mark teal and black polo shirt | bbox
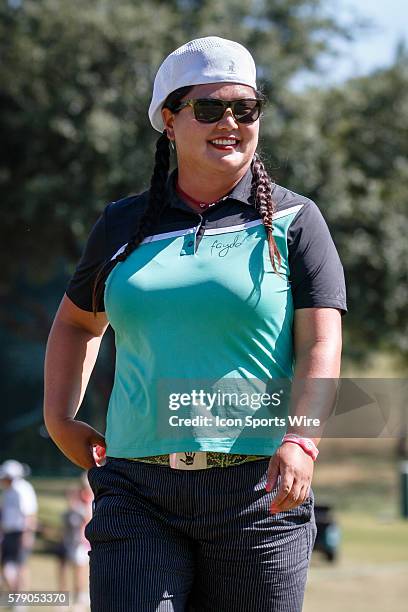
[66,167,347,457]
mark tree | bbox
[1,0,350,287]
[299,51,408,362]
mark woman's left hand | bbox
[265,442,314,514]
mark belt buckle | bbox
[169,452,207,470]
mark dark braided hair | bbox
[92,86,281,315]
[92,86,193,315]
[250,152,281,272]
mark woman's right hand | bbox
[44,294,110,470]
[46,418,106,470]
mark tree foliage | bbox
[298,52,408,360]
[0,0,347,284]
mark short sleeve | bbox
[65,209,108,312]
[20,482,38,516]
[287,200,347,315]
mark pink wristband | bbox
[282,434,319,461]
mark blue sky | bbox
[293,0,408,89]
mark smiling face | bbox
[161,82,260,182]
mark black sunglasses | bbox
[172,98,263,124]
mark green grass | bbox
[340,512,408,563]
[305,510,408,612]
[303,438,408,611]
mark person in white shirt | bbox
[0,460,38,591]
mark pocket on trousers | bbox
[306,520,318,561]
[87,459,110,488]
[87,462,109,514]
[87,465,98,488]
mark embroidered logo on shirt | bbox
[210,235,249,257]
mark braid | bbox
[116,130,170,260]
[92,131,170,315]
[251,153,281,272]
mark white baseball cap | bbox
[148,36,257,133]
[0,459,30,480]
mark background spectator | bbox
[0,460,38,591]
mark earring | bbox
[169,140,175,151]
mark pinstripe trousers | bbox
[85,457,317,612]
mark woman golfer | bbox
[44,36,347,611]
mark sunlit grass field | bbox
[303,439,408,612]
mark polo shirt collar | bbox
[166,167,254,213]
